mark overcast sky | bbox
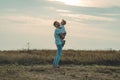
[0,0,120,50]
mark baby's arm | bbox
[63,32,66,36]
[59,33,65,40]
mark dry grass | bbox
[0,50,120,80]
[0,50,120,66]
[0,64,120,80]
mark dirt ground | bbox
[0,64,120,80]
[29,65,120,80]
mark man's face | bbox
[55,22,60,28]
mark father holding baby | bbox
[53,19,67,68]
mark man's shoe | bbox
[53,65,60,68]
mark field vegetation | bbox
[0,50,120,66]
[0,50,120,80]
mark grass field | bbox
[0,50,120,80]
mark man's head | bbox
[53,21,60,28]
[61,19,66,25]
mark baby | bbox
[60,19,67,47]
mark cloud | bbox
[67,20,120,42]
[56,9,71,13]
[77,0,120,8]
[59,13,116,22]
[0,14,56,50]
[0,15,52,26]
[48,0,120,8]
[0,0,120,50]
[102,13,120,16]
[0,15,54,36]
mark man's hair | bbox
[53,21,58,26]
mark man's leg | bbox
[56,45,62,65]
[53,45,62,67]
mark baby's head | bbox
[61,19,66,25]
[53,21,60,28]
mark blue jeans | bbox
[53,44,62,66]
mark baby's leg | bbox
[62,40,65,47]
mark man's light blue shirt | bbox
[54,28,62,45]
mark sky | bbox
[0,0,120,50]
